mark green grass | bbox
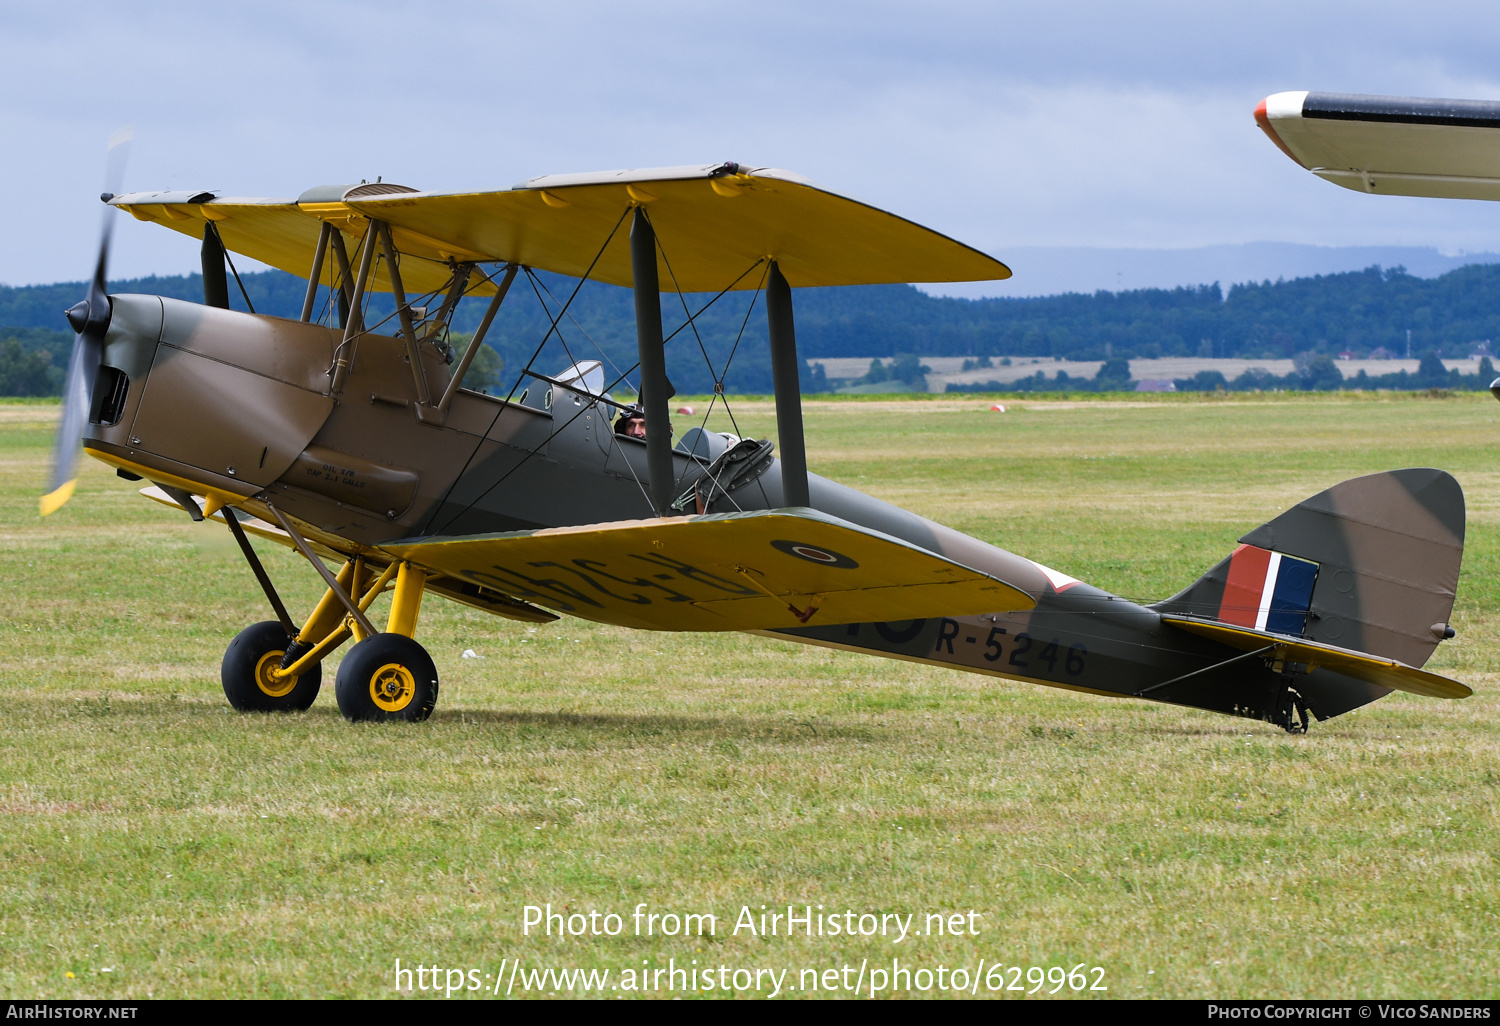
[1,393,1498,999]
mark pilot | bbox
[615,408,647,439]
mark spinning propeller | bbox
[42,129,130,516]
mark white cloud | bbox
[5,0,1500,285]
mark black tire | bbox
[221,620,322,713]
[334,633,439,723]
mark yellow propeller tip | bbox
[39,480,77,517]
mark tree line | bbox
[5,262,1500,396]
[948,353,1500,394]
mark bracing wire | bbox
[431,254,771,531]
[527,269,636,394]
[421,205,634,535]
[522,269,593,398]
[649,214,770,494]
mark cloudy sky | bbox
[5,0,1500,287]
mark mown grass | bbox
[1,392,1497,999]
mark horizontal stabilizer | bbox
[1257,91,1500,201]
[1162,614,1471,700]
[382,508,1036,632]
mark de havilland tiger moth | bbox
[40,158,1471,731]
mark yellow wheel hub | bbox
[254,650,299,698]
[369,663,417,712]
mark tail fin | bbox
[1155,468,1465,671]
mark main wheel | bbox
[334,633,439,723]
[222,621,322,712]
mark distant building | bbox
[1337,350,1355,360]
[1368,347,1395,360]
[1135,379,1176,392]
[1469,340,1493,359]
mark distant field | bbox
[1,392,1498,1000]
[809,356,1495,391]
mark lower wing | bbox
[382,508,1037,631]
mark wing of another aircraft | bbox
[108,164,1011,293]
[1257,91,1500,200]
[381,508,1037,631]
[1162,614,1471,700]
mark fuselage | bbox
[81,295,1304,725]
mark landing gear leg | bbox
[220,506,322,712]
[1271,681,1312,735]
[219,536,436,722]
[221,554,384,712]
[334,563,439,723]
[220,557,360,714]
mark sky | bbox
[5,0,1500,289]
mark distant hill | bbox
[6,262,1500,396]
[925,242,1500,298]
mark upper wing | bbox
[381,507,1037,632]
[108,165,1011,293]
[108,190,488,299]
[350,166,1010,290]
[1256,91,1500,200]
[1162,614,1471,700]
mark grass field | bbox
[2,392,1498,1000]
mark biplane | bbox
[44,159,1470,731]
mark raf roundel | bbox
[771,539,859,569]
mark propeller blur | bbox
[41,127,130,516]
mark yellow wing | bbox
[109,191,488,299]
[108,165,1010,294]
[381,508,1036,632]
[351,166,1010,290]
[1162,614,1471,700]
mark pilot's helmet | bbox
[615,407,646,434]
